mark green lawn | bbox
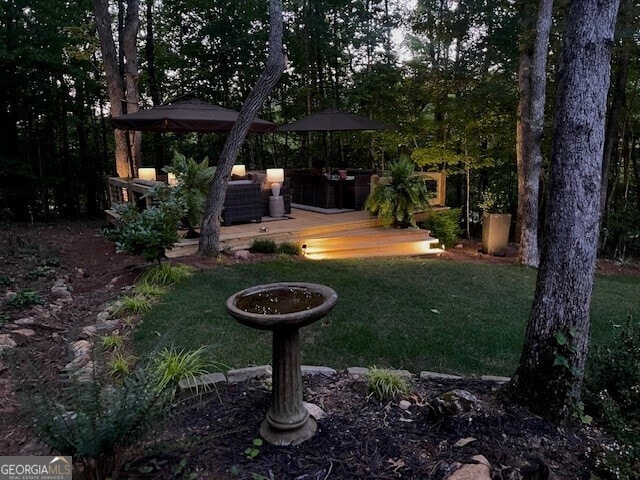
[133,258,640,377]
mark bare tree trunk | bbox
[516,0,553,268]
[504,0,620,423]
[198,0,285,256]
[123,0,141,173]
[92,0,141,178]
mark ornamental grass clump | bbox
[367,367,411,402]
[152,346,213,394]
[138,262,195,287]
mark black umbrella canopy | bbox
[276,108,393,132]
[111,98,276,133]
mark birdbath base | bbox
[260,417,317,446]
[226,282,337,447]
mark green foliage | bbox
[108,353,136,378]
[244,438,263,460]
[6,289,44,309]
[106,186,185,264]
[249,238,277,253]
[0,275,13,286]
[138,263,195,287]
[134,281,168,299]
[26,265,55,280]
[112,295,153,317]
[411,147,462,168]
[276,241,302,256]
[419,209,462,248]
[478,189,510,214]
[367,367,411,401]
[164,151,216,234]
[151,347,213,393]
[25,364,171,480]
[101,334,125,350]
[584,317,640,474]
[365,157,431,227]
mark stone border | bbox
[179,364,511,391]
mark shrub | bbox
[250,238,277,253]
[108,352,136,378]
[138,263,195,286]
[105,186,185,264]
[6,289,44,309]
[23,362,171,480]
[365,157,431,228]
[276,241,302,256]
[0,274,13,286]
[419,208,462,248]
[367,367,411,402]
[584,316,640,477]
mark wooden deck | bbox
[166,207,444,259]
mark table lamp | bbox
[138,167,156,181]
[266,168,285,197]
[231,164,247,177]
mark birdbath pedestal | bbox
[226,282,337,446]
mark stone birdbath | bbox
[226,282,337,446]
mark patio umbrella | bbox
[277,108,393,167]
[276,108,392,132]
[111,98,276,133]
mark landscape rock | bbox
[304,402,327,420]
[0,334,17,351]
[178,372,227,391]
[347,367,369,376]
[420,371,462,381]
[14,317,36,326]
[447,455,491,480]
[480,375,510,383]
[234,250,254,260]
[12,329,36,337]
[65,354,91,371]
[79,325,98,339]
[52,278,67,289]
[398,400,412,410]
[50,286,72,300]
[227,365,272,384]
[96,319,119,333]
[432,389,482,416]
[389,369,412,379]
[96,311,111,323]
[301,365,337,377]
[71,340,92,356]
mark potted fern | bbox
[365,157,430,228]
[164,151,216,238]
[479,190,511,255]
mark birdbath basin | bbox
[227,282,337,446]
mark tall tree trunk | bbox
[123,0,141,173]
[599,1,631,250]
[516,0,553,268]
[504,0,620,423]
[92,0,140,177]
[198,0,285,256]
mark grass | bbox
[133,258,640,377]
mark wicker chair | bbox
[222,182,262,226]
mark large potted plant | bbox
[365,157,430,228]
[164,151,216,238]
[479,190,511,255]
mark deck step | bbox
[301,228,443,260]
